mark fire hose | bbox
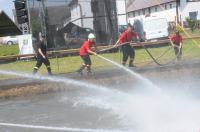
[98,40,181,66]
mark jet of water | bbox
[0,70,121,95]
[0,122,125,132]
[97,55,161,93]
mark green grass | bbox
[181,29,200,37]
[0,30,199,80]
[0,38,199,80]
[0,44,19,56]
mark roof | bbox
[0,10,22,37]
[58,22,87,33]
[126,0,176,12]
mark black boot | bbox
[47,66,52,75]
[77,65,85,75]
[86,66,92,76]
[129,60,136,67]
[122,61,126,66]
[32,67,38,75]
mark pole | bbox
[176,0,179,25]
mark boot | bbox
[86,66,92,76]
[122,61,126,66]
[32,67,38,75]
[77,65,85,76]
[129,60,136,67]
[47,67,52,75]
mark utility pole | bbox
[176,0,180,25]
[38,0,47,37]
[124,0,128,25]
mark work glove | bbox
[42,55,46,59]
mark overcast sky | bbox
[0,0,70,20]
[0,0,14,19]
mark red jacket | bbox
[79,40,95,56]
[119,29,138,43]
[170,34,183,45]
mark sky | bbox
[0,0,14,19]
[0,0,70,20]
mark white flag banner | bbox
[18,34,35,56]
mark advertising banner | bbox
[18,34,35,57]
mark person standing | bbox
[33,34,52,75]
[114,24,140,67]
[77,33,97,75]
[170,31,183,61]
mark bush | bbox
[0,45,19,56]
[186,17,197,32]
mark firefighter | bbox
[32,34,52,75]
[170,31,183,61]
[114,24,140,67]
[77,33,97,75]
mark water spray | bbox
[0,70,121,95]
[96,55,161,93]
[0,122,124,132]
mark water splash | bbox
[0,70,121,95]
[0,122,124,132]
[75,89,200,132]
[97,55,161,92]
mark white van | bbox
[143,16,169,40]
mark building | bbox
[26,0,71,48]
[180,0,200,26]
[126,0,177,24]
[69,0,94,29]
[68,0,118,44]
[126,0,200,27]
[116,0,127,26]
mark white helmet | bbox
[88,33,95,39]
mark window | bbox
[189,11,198,20]
[165,4,167,10]
[155,7,157,12]
[133,11,135,17]
[128,12,132,17]
[170,3,172,9]
[148,7,151,14]
[138,10,140,15]
[143,9,145,15]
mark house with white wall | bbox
[126,0,200,27]
[180,0,200,26]
[116,0,127,26]
[126,0,177,24]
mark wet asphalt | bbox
[0,60,200,132]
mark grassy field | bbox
[0,44,19,56]
[0,30,199,79]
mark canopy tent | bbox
[0,10,22,37]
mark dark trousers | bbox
[78,55,92,73]
[81,55,91,65]
[174,45,182,61]
[122,45,135,64]
[33,56,52,75]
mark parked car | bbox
[2,36,18,45]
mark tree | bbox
[185,17,197,32]
[31,18,41,38]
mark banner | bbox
[18,34,35,57]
